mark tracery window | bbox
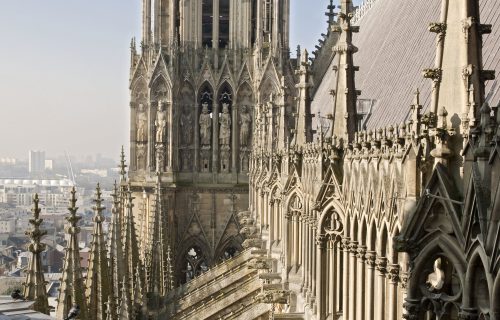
[202,0,213,47]
[418,256,461,320]
[219,0,230,48]
[251,0,257,45]
[264,0,273,35]
[182,246,209,283]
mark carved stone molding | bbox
[316,234,326,249]
[356,245,367,261]
[402,300,420,320]
[365,251,377,268]
[423,68,442,82]
[386,264,400,283]
[399,271,409,289]
[375,257,387,274]
[341,237,351,251]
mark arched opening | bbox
[217,245,240,262]
[251,0,257,45]
[263,0,272,39]
[180,245,209,284]
[471,259,490,315]
[359,218,367,246]
[219,0,230,48]
[202,0,213,47]
[379,224,388,257]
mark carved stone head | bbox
[202,102,209,114]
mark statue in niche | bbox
[136,103,148,142]
[155,101,167,143]
[199,102,212,146]
[136,144,147,170]
[426,258,445,292]
[239,105,252,147]
[180,105,193,146]
[219,103,232,146]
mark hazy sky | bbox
[0,0,361,160]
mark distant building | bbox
[0,179,76,208]
[0,159,16,166]
[44,160,53,171]
[28,150,45,174]
[0,221,15,234]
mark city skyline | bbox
[0,0,361,159]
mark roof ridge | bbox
[352,0,379,24]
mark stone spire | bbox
[330,0,360,144]
[86,184,112,320]
[426,0,494,133]
[23,194,49,315]
[294,49,313,146]
[123,185,140,300]
[56,187,89,320]
[108,181,124,318]
[146,174,171,305]
[424,0,494,192]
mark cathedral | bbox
[20,0,500,319]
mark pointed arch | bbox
[359,216,368,246]
[198,81,214,111]
[493,271,500,316]
[150,73,171,102]
[175,236,213,284]
[217,81,234,105]
[368,218,377,251]
[215,236,243,262]
[378,222,389,257]
[463,245,493,313]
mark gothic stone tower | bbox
[127,0,295,285]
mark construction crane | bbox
[64,151,76,186]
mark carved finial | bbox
[326,0,337,25]
[23,194,50,315]
[413,88,421,106]
[119,146,127,182]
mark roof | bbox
[312,0,500,130]
[0,298,54,319]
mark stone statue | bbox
[219,103,231,146]
[426,258,445,291]
[239,105,252,147]
[136,103,148,142]
[199,102,212,146]
[180,106,193,145]
[155,101,167,143]
[136,144,147,170]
